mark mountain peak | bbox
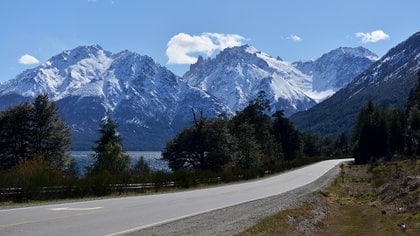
[291,31,420,138]
[183,44,314,116]
[46,44,110,69]
[331,46,379,61]
[294,46,379,92]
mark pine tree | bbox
[406,71,420,155]
[0,95,71,171]
[0,104,32,170]
[273,110,302,160]
[30,94,71,170]
[132,156,150,178]
[352,101,388,164]
[387,109,405,155]
[334,132,349,156]
[90,116,131,175]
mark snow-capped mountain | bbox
[291,31,420,137]
[293,47,378,93]
[0,41,399,150]
[183,45,316,116]
[0,45,231,150]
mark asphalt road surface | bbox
[0,159,350,236]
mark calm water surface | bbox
[71,151,169,175]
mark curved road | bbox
[0,159,350,236]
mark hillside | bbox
[290,31,420,137]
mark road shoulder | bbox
[125,165,340,236]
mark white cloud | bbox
[18,54,40,65]
[289,35,302,42]
[166,32,246,64]
[355,30,390,43]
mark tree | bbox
[90,116,131,175]
[163,113,233,171]
[334,132,349,156]
[30,94,71,170]
[0,94,71,171]
[386,109,405,155]
[302,132,320,157]
[406,71,420,155]
[132,156,150,178]
[0,104,32,170]
[232,122,263,169]
[229,92,280,167]
[272,110,302,160]
[352,101,388,164]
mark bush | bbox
[9,157,63,201]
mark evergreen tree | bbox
[90,116,131,175]
[132,156,150,178]
[352,101,388,164]
[406,71,420,155]
[302,132,320,157]
[0,104,32,170]
[30,94,71,170]
[334,132,349,156]
[0,94,71,171]
[272,110,302,160]
[386,109,405,155]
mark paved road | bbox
[0,159,350,236]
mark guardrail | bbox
[0,182,177,199]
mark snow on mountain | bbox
[291,31,420,137]
[293,46,378,93]
[0,42,389,149]
[183,45,316,116]
[0,45,231,150]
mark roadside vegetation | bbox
[1,73,419,205]
[163,91,349,172]
[239,160,419,236]
[239,73,420,235]
[0,91,349,203]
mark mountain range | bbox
[3,31,417,150]
[0,45,230,150]
[290,31,420,137]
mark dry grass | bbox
[238,159,420,236]
[238,202,315,236]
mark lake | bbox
[71,151,170,175]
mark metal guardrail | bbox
[0,181,177,197]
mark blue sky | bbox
[0,0,419,82]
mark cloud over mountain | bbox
[166,32,246,64]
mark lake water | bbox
[71,151,170,175]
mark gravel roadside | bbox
[126,165,340,236]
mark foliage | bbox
[163,91,346,172]
[8,157,64,200]
[163,113,234,171]
[132,156,150,180]
[352,72,420,163]
[89,116,131,178]
[0,94,71,171]
[273,110,302,160]
[0,103,32,169]
[30,94,71,170]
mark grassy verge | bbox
[238,159,420,236]
[0,156,337,208]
